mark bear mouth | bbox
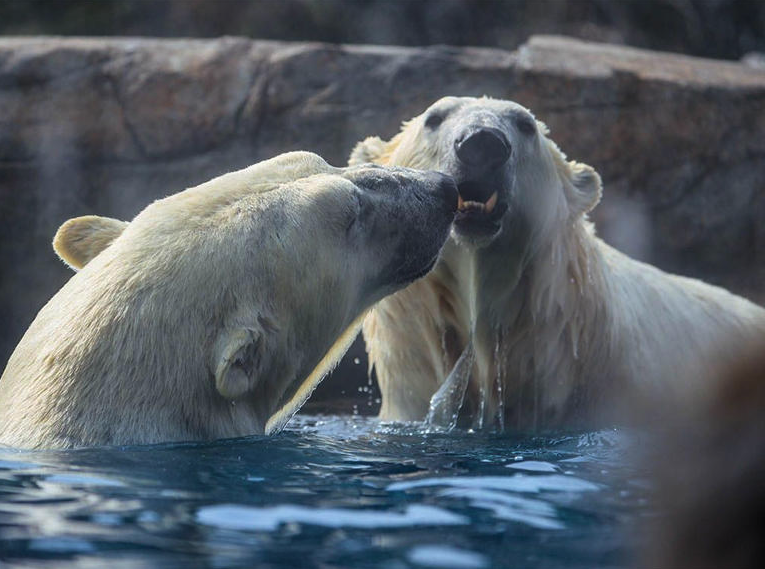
[453,180,508,238]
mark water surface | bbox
[0,415,650,568]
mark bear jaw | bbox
[265,310,368,434]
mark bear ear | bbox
[212,327,266,400]
[53,215,129,271]
[348,136,389,166]
[567,161,602,216]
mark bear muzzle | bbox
[449,126,512,241]
[454,127,511,174]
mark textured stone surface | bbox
[1,35,764,412]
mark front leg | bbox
[364,280,458,421]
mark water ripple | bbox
[196,503,468,531]
[0,416,646,568]
[387,474,601,493]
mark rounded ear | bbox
[348,136,388,166]
[567,161,602,216]
[53,215,129,271]
[211,327,265,400]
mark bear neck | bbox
[498,215,617,427]
[435,213,616,429]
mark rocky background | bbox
[2,0,764,61]
[1,1,765,414]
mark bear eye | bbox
[516,116,536,136]
[424,112,445,130]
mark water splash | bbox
[425,342,476,431]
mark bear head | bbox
[350,96,602,250]
[46,151,457,439]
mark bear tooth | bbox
[485,192,498,213]
[457,195,465,210]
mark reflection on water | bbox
[0,415,649,568]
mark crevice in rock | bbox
[104,73,148,161]
[232,60,265,137]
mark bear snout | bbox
[454,127,511,172]
[430,171,459,213]
[383,168,459,213]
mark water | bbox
[425,342,476,431]
[0,415,650,569]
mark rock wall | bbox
[3,0,764,62]
[1,35,764,412]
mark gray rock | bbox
[1,35,763,413]
[742,52,765,70]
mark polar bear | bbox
[0,152,457,448]
[350,96,765,430]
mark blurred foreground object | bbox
[648,344,765,569]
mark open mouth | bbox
[453,180,507,237]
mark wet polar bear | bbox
[350,96,765,430]
[0,152,457,448]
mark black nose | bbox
[454,127,511,170]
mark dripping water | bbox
[571,326,579,360]
[473,381,486,431]
[425,341,476,430]
[493,329,505,433]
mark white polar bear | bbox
[350,96,765,430]
[0,151,457,448]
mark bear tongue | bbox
[457,191,498,214]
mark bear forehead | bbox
[424,96,531,118]
[290,172,357,191]
[294,169,402,194]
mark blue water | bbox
[0,415,650,568]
